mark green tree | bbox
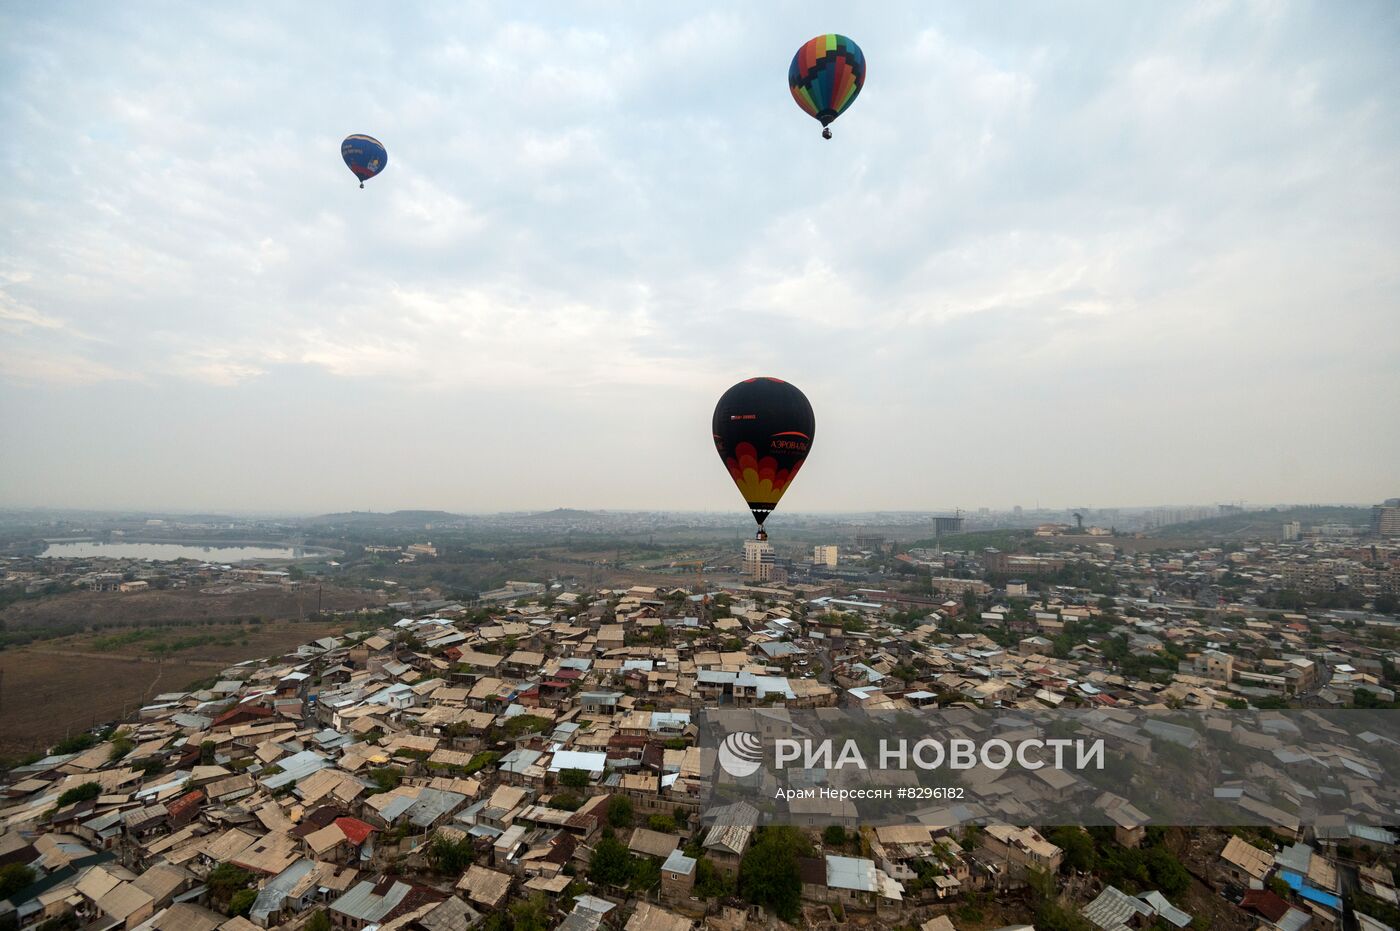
[607,795,634,829]
[0,863,36,898]
[427,834,476,874]
[1352,688,1400,710]
[1145,846,1190,897]
[822,825,847,848]
[207,863,254,902]
[108,734,135,762]
[695,858,733,898]
[227,889,257,918]
[588,833,634,887]
[647,814,677,833]
[1047,827,1096,873]
[305,911,331,931]
[629,856,662,892]
[55,782,101,808]
[501,715,550,738]
[559,768,589,790]
[52,733,97,755]
[368,767,403,793]
[738,826,811,922]
[200,740,218,765]
[509,893,551,931]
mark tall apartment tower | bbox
[813,545,839,567]
[1372,500,1400,537]
[743,538,775,581]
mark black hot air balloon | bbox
[712,377,815,539]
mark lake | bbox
[40,541,307,563]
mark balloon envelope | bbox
[712,377,815,529]
[788,34,866,130]
[341,134,387,186]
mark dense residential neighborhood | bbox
[3,507,1399,931]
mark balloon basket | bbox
[822,127,832,140]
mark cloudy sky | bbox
[2,1,1397,515]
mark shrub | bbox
[55,782,102,808]
[559,768,589,789]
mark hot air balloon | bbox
[788,34,866,139]
[341,134,387,188]
[712,377,815,539]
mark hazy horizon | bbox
[0,500,1381,521]
[3,3,1397,514]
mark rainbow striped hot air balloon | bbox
[788,34,866,139]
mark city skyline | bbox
[3,2,1398,512]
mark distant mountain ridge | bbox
[305,509,462,525]
[1147,505,1370,539]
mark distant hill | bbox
[521,508,605,521]
[907,529,1041,553]
[1147,506,1371,540]
[304,510,461,526]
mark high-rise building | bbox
[813,545,839,567]
[1283,521,1301,541]
[743,538,775,581]
[934,516,965,536]
[1373,500,1400,537]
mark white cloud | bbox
[0,1,1396,509]
[0,348,139,387]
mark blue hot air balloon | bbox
[341,134,387,188]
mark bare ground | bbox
[0,584,383,634]
[0,616,367,760]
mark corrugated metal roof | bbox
[1081,885,1152,930]
[329,880,410,923]
[661,849,696,876]
[406,788,466,827]
[549,750,607,773]
[1138,891,1191,928]
[825,855,877,893]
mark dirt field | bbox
[0,618,363,760]
[0,584,384,637]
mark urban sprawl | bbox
[2,501,1399,931]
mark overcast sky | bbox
[1,2,1397,515]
